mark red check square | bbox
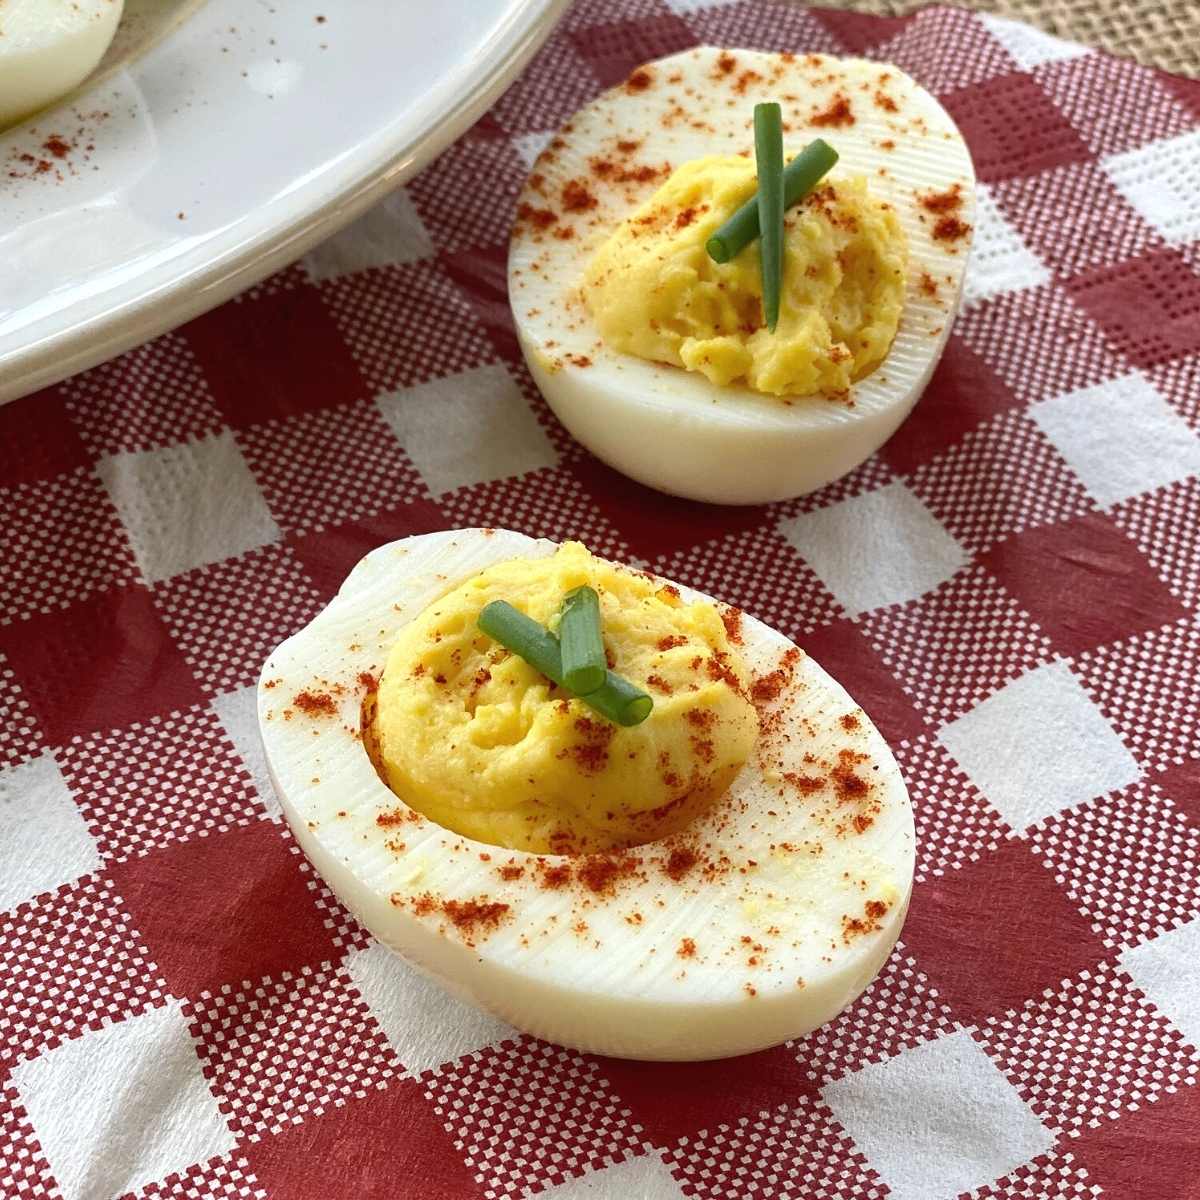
[902,837,1108,1026]
[152,544,324,696]
[183,287,368,430]
[976,959,1199,1135]
[566,456,764,560]
[240,1076,483,1200]
[108,820,339,999]
[798,618,928,747]
[191,962,397,1140]
[1163,71,1200,121]
[814,7,910,54]
[0,386,89,486]
[58,704,262,863]
[238,399,428,538]
[61,330,225,458]
[569,14,696,89]
[1147,757,1200,828]
[441,244,521,364]
[0,587,204,745]
[287,499,450,604]
[1026,780,1200,952]
[881,336,1022,476]
[1065,248,1200,371]
[1070,1078,1200,1200]
[426,1039,646,1197]
[595,1040,812,1147]
[0,469,138,626]
[0,876,167,1066]
[942,71,1090,182]
[980,512,1187,660]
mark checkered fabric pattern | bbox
[2,3,1199,1197]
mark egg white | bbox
[0,0,125,128]
[258,529,915,1061]
[508,47,976,504]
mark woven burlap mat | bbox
[817,0,1200,77]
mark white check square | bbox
[964,186,1050,307]
[10,999,234,1200]
[0,753,99,911]
[377,363,557,496]
[978,13,1089,71]
[99,432,279,584]
[1031,372,1200,508]
[347,941,513,1074]
[780,480,968,617]
[822,1029,1054,1200]
[938,661,1140,830]
[1120,915,1200,1050]
[1104,128,1200,248]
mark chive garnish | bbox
[559,586,607,695]
[705,138,839,265]
[754,102,785,333]
[478,601,653,727]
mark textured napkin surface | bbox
[2,3,1200,1198]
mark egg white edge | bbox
[508,47,978,503]
[258,528,916,1060]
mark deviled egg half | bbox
[259,530,914,1061]
[0,0,125,128]
[509,47,975,504]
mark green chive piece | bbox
[558,586,607,695]
[705,138,839,264]
[478,600,562,683]
[754,102,785,332]
[478,601,653,727]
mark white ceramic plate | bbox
[0,0,567,405]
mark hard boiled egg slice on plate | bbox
[258,528,914,1061]
[0,0,125,128]
[508,47,975,504]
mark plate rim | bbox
[0,0,568,406]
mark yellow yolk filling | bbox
[373,541,758,854]
[583,156,908,397]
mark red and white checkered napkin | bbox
[2,3,1199,1197]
